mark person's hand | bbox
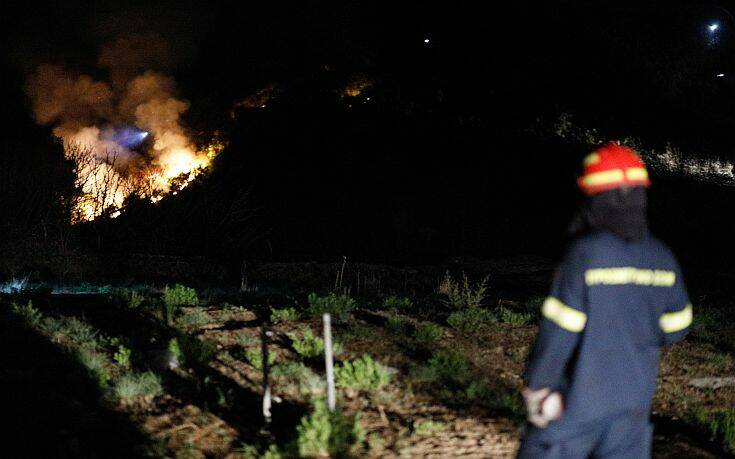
[521,387,563,428]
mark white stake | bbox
[323,313,336,411]
[262,323,272,427]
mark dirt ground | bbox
[1,260,733,458]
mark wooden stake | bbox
[323,313,336,411]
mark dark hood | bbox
[569,187,648,241]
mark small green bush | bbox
[438,272,489,309]
[413,323,443,344]
[688,408,735,454]
[447,307,495,333]
[63,317,100,348]
[244,347,276,370]
[270,307,299,324]
[162,284,199,307]
[335,354,390,390]
[307,292,356,320]
[168,335,215,368]
[386,313,412,335]
[114,344,132,368]
[289,328,324,358]
[77,348,110,386]
[177,307,211,325]
[40,316,65,339]
[383,295,413,311]
[296,399,365,457]
[272,362,313,380]
[111,288,144,309]
[11,301,42,326]
[235,332,257,347]
[113,371,164,401]
[496,306,533,326]
[162,284,198,324]
[423,351,472,387]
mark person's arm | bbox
[523,246,587,391]
[658,263,692,346]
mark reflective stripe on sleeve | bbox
[659,304,693,333]
[542,297,587,332]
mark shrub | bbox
[414,351,524,416]
[272,362,313,380]
[270,307,298,324]
[296,399,365,457]
[162,284,199,307]
[413,323,443,344]
[438,272,489,309]
[168,335,215,368]
[11,301,42,327]
[496,306,533,326]
[289,328,324,358]
[111,288,144,309]
[113,371,163,401]
[244,347,276,371]
[63,317,99,348]
[447,307,495,333]
[235,332,257,347]
[383,295,413,311]
[307,293,356,320]
[177,307,211,325]
[40,316,65,340]
[422,351,473,388]
[386,313,412,335]
[335,354,390,390]
[77,348,110,386]
[114,343,132,368]
[162,284,198,324]
[688,408,735,454]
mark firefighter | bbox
[517,142,693,458]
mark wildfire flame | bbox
[65,138,223,223]
[24,35,227,223]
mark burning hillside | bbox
[25,35,221,222]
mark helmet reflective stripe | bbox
[580,167,650,188]
[580,169,625,187]
[626,168,649,181]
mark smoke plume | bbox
[25,34,211,220]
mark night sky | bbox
[3,1,735,267]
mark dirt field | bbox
[1,260,733,458]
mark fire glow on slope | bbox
[25,38,226,222]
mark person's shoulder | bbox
[642,234,679,264]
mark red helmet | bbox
[578,142,651,195]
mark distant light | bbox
[140,131,149,138]
[424,38,430,44]
[366,97,370,101]
[717,73,726,77]
[709,23,720,32]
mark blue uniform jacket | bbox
[523,230,692,439]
